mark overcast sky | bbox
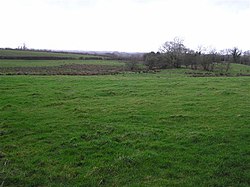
[0,0,249,52]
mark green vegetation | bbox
[1,69,249,186]
[0,51,126,75]
[0,59,125,67]
[0,49,101,59]
[185,63,250,77]
[224,63,250,75]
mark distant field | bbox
[225,63,250,75]
[0,59,127,75]
[0,59,249,76]
[0,49,104,59]
[185,63,250,76]
[0,50,126,75]
[1,70,249,186]
[0,59,125,67]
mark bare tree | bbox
[242,50,250,65]
[219,49,231,72]
[230,47,241,64]
[19,43,27,50]
[159,37,187,68]
[143,52,158,70]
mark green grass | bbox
[0,49,102,59]
[228,63,250,75]
[211,63,250,75]
[0,59,125,67]
[1,70,249,186]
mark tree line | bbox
[143,37,250,72]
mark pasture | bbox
[0,60,124,67]
[0,59,126,76]
[0,49,102,59]
[1,68,249,186]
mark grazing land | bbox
[0,64,126,76]
[0,60,125,67]
[0,49,103,59]
[0,60,127,76]
[186,63,250,77]
[0,50,127,75]
[1,68,249,186]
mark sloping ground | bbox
[185,63,250,77]
[228,63,250,75]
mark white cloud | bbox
[0,0,249,52]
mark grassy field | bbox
[0,49,102,59]
[0,58,127,76]
[1,70,249,186]
[224,63,250,75]
[0,59,125,67]
[0,60,127,76]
